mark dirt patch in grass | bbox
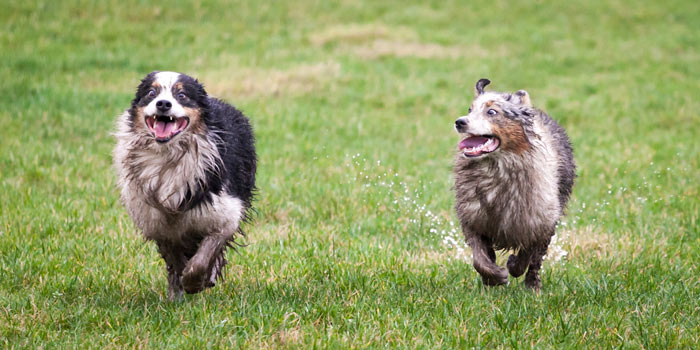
[351,39,489,60]
[310,23,416,46]
[560,225,613,260]
[558,225,667,263]
[311,23,501,60]
[203,61,341,99]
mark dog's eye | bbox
[468,108,472,113]
[147,89,156,98]
[487,109,497,116]
[177,92,188,100]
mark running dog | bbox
[453,79,575,290]
[114,71,256,299]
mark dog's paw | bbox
[181,262,209,294]
[506,254,528,278]
[524,274,541,291]
[481,267,509,286]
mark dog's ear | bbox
[132,72,159,107]
[475,78,490,96]
[139,71,159,87]
[194,78,208,98]
[191,79,209,110]
[515,90,532,107]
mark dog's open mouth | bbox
[459,135,500,157]
[145,115,189,142]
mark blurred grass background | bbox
[1,0,698,348]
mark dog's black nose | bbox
[455,118,467,128]
[156,100,172,112]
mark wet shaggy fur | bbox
[453,79,575,290]
[114,71,256,300]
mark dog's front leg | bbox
[181,235,227,294]
[468,235,508,286]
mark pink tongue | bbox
[155,121,177,138]
[459,136,489,150]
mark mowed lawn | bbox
[1,0,698,348]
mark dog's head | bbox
[454,79,535,159]
[129,71,208,143]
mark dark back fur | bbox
[205,97,257,209]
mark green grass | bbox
[1,0,699,348]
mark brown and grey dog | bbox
[453,79,575,290]
[114,71,256,300]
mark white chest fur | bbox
[113,112,243,241]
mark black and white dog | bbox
[114,71,256,300]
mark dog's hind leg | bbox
[468,235,508,286]
[156,241,187,300]
[181,235,227,294]
[524,235,553,291]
